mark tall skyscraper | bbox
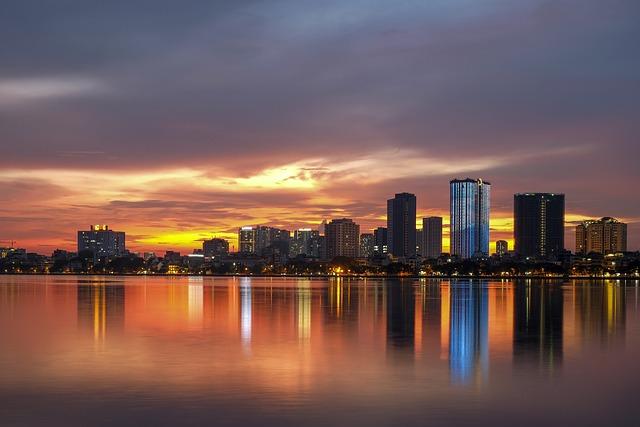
[325,218,360,259]
[423,217,443,258]
[514,193,565,259]
[373,227,388,256]
[238,226,256,254]
[450,179,491,258]
[576,217,627,254]
[359,233,375,258]
[387,192,417,258]
[77,225,125,259]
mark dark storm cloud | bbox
[0,0,248,74]
[1,0,638,169]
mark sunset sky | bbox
[1,0,639,254]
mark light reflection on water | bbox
[0,276,639,426]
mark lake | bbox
[0,275,639,426]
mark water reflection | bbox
[54,277,635,382]
[574,281,626,348]
[77,282,125,344]
[1,277,639,426]
[387,281,414,350]
[297,280,311,342]
[513,282,563,372]
[240,277,252,349]
[448,282,489,384]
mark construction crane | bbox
[0,240,16,248]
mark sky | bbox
[1,0,639,254]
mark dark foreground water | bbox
[1,276,639,426]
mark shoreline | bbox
[1,273,638,280]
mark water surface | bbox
[1,276,639,426]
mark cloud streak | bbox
[0,77,108,106]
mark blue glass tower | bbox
[450,178,491,258]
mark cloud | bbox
[0,77,108,106]
[0,0,638,251]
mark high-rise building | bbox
[325,218,360,259]
[290,228,320,257]
[318,219,327,236]
[423,217,443,259]
[514,193,565,259]
[575,224,587,254]
[238,227,256,254]
[373,227,388,256]
[203,238,229,257]
[450,179,491,258]
[360,233,375,258]
[496,240,508,256]
[164,250,181,263]
[77,225,125,259]
[576,217,627,254]
[387,192,417,258]
[309,235,326,260]
[255,226,290,256]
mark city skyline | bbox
[2,181,638,255]
[1,2,640,426]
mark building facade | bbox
[203,238,229,257]
[576,217,627,254]
[387,192,417,258]
[290,228,320,257]
[373,227,388,256]
[255,226,290,256]
[514,193,565,259]
[308,235,326,260]
[238,227,256,254]
[450,179,491,258]
[359,233,375,258]
[77,225,125,259]
[416,229,424,257]
[423,216,443,259]
[496,240,509,256]
[325,218,360,259]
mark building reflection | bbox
[240,278,252,348]
[513,282,563,372]
[66,277,634,388]
[448,282,489,385]
[297,280,312,342]
[7,275,640,403]
[77,281,125,343]
[386,280,415,351]
[573,281,625,349]
[327,278,361,323]
[413,280,443,360]
[188,277,204,328]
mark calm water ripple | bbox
[0,275,639,426]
